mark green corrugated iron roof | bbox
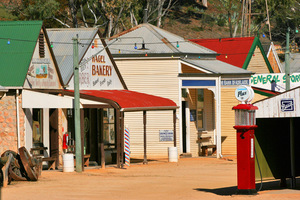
[0,21,43,87]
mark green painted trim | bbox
[242,38,257,70]
[242,37,274,73]
[256,37,274,73]
[253,89,274,97]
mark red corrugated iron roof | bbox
[252,86,280,97]
[189,37,255,68]
[66,90,177,112]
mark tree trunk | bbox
[157,0,163,27]
[68,0,78,28]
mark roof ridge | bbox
[143,23,180,53]
[47,28,98,31]
[0,20,43,25]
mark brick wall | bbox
[0,92,25,154]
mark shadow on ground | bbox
[194,178,300,196]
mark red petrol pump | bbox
[233,85,258,195]
[63,133,69,153]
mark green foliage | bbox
[216,14,227,27]
[24,0,60,20]
[191,26,204,31]
[252,0,300,42]
[0,7,18,20]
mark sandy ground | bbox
[1,157,300,200]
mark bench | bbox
[201,145,216,156]
[42,157,56,170]
[30,147,57,170]
[74,154,91,167]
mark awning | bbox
[64,90,178,112]
[22,90,107,108]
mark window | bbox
[197,89,204,130]
[103,108,115,149]
[32,109,43,146]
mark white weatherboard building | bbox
[108,23,257,158]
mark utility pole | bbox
[285,27,296,189]
[73,35,82,172]
[285,27,290,91]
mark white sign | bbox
[68,35,124,90]
[159,130,174,142]
[251,73,300,92]
[221,79,249,86]
[235,85,254,103]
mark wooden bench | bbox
[42,157,56,170]
[30,147,57,170]
[201,145,216,156]
[74,154,91,167]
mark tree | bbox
[251,0,300,42]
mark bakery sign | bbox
[76,37,123,90]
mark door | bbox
[49,109,59,167]
[182,101,187,153]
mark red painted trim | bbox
[232,104,258,110]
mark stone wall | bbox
[0,91,25,154]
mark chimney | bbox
[143,9,148,23]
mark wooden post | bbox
[116,110,121,168]
[143,111,148,164]
[80,109,85,171]
[120,112,125,168]
[173,110,176,147]
[99,109,105,169]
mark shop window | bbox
[103,108,115,149]
[32,109,43,147]
[197,89,205,130]
[39,32,45,58]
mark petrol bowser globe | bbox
[233,85,258,195]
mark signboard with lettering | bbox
[251,73,300,92]
[24,55,61,89]
[68,35,124,90]
[221,79,249,86]
[235,85,254,103]
[281,98,294,112]
[159,130,174,142]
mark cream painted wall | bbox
[115,58,180,158]
[247,47,270,74]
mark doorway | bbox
[182,101,187,153]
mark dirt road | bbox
[2,157,300,200]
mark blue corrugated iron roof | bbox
[47,28,98,85]
[0,21,43,87]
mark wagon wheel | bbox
[1,150,18,158]
[9,159,27,181]
[1,150,27,181]
[18,147,38,181]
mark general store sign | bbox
[251,73,300,92]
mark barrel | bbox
[63,153,74,172]
[168,147,178,162]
